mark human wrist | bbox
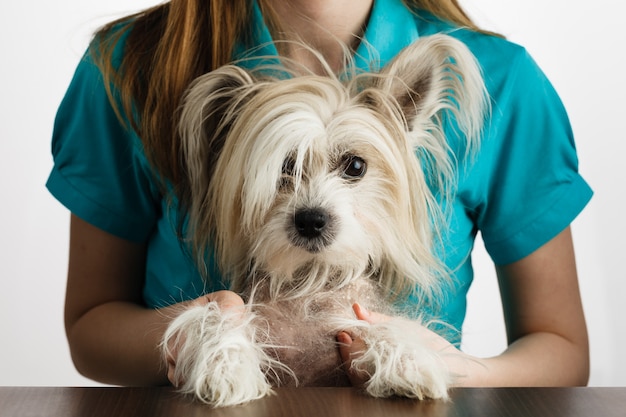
[446,353,491,388]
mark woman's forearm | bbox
[454,331,589,387]
[66,301,174,386]
[469,227,590,387]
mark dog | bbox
[162,34,488,407]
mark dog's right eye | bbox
[282,157,296,176]
[280,157,296,189]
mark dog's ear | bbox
[369,34,487,152]
[178,65,258,266]
[358,34,488,199]
[179,65,257,188]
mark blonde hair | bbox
[92,0,488,194]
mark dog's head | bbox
[179,35,487,300]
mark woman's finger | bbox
[337,331,370,387]
[352,303,391,323]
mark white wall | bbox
[0,0,623,387]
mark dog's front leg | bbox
[162,302,274,407]
[342,317,453,400]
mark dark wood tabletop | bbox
[1,386,625,417]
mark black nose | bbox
[294,208,329,238]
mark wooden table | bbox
[1,386,625,417]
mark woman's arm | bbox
[64,214,170,385]
[477,225,590,386]
[339,226,590,387]
[64,214,244,386]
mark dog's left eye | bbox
[340,155,367,180]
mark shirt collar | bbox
[234,0,420,73]
[354,0,419,72]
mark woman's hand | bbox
[336,304,384,387]
[336,304,475,388]
[164,290,245,387]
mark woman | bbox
[47,0,592,388]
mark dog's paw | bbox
[163,303,274,407]
[349,319,451,400]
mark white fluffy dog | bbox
[162,34,487,407]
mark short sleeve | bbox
[46,49,160,242]
[468,47,593,265]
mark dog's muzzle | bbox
[291,208,336,252]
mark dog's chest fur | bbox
[248,278,387,387]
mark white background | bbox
[0,1,624,387]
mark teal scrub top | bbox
[46,0,593,336]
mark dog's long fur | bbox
[163,35,488,407]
